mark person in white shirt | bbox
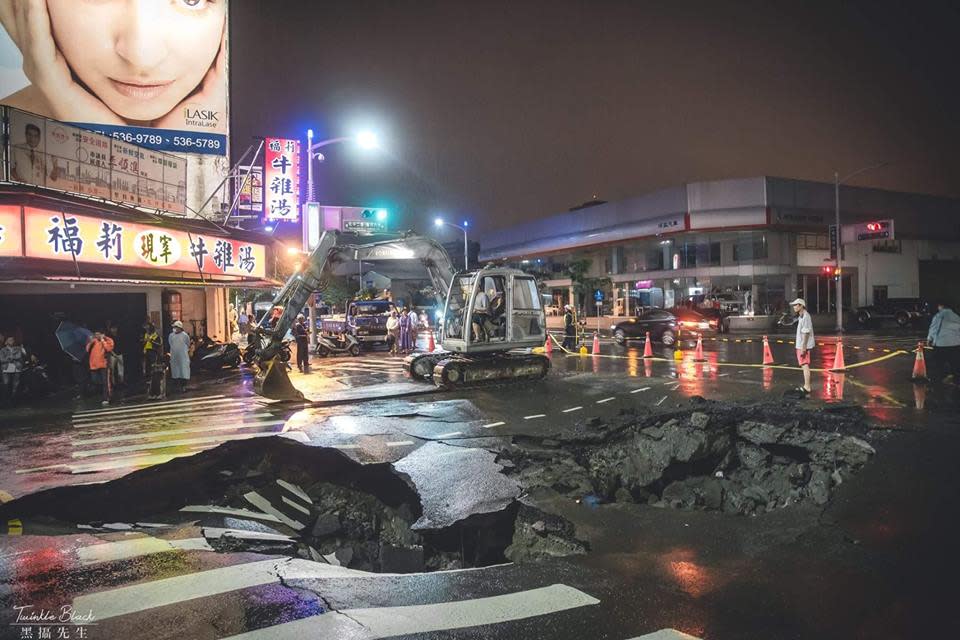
[791,298,815,395]
[408,309,420,351]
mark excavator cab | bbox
[441,267,546,354]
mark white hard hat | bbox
[172,320,183,329]
[790,298,806,308]
[296,314,305,320]
[564,304,572,310]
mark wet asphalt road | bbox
[0,330,958,639]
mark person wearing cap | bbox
[926,300,960,383]
[562,304,576,350]
[168,320,191,393]
[294,313,310,373]
[791,298,814,396]
[86,329,115,406]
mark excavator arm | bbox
[253,231,457,399]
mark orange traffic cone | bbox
[544,334,553,355]
[693,334,706,362]
[592,332,601,355]
[762,335,775,365]
[830,337,846,372]
[642,331,654,358]
[427,329,436,353]
[911,342,928,382]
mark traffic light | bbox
[821,265,834,276]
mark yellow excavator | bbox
[252,231,550,400]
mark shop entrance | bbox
[0,292,147,386]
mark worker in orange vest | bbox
[86,329,115,406]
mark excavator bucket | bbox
[254,356,305,401]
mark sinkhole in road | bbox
[0,438,587,573]
[502,397,881,515]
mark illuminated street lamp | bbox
[434,217,469,271]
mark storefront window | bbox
[733,234,768,261]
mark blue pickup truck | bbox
[319,299,396,348]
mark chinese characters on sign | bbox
[21,207,266,278]
[0,206,23,257]
[7,109,187,215]
[264,137,301,222]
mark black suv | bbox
[854,298,932,328]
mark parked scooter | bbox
[197,342,242,370]
[315,332,361,357]
[243,332,291,365]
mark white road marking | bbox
[179,505,281,523]
[72,417,285,445]
[331,444,361,450]
[243,492,305,530]
[481,421,505,429]
[386,440,416,447]
[77,537,212,566]
[71,558,515,620]
[656,395,668,406]
[221,583,600,640]
[435,431,463,439]
[281,496,312,516]
[596,397,616,404]
[275,479,312,505]
[72,398,238,422]
[718,373,730,377]
[72,430,301,459]
[627,630,703,640]
[562,406,583,413]
[73,395,226,416]
[201,528,294,543]
[524,414,546,420]
[669,383,681,390]
[630,387,651,394]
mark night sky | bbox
[230,1,960,239]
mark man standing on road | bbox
[927,300,960,383]
[791,298,814,396]
[168,321,191,393]
[86,330,115,406]
[408,308,420,352]
[294,314,310,373]
[562,304,576,350]
[1,336,27,405]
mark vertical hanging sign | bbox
[264,138,301,222]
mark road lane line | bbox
[179,505,281,523]
[718,373,730,377]
[435,431,462,439]
[73,404,253,426]
[656,395,668,406]
[72,397,236,420]
[72,430,299,459]
[77,537,213,566]
[669,383,681,390]
[331,444,361,450]
[596,397,616,404]
[562,406,583,413]
[523,414,546,420]
[386,440,416,447]
[630,387,651,394]
[221,583,600,640]
[481,421,505,429]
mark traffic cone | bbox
[592,332,600,355]
[642,331,654,358]
[673,328,683,360]
[911,342,928,382]
[913,382,927,410]
[693,334,706,362]
[830,337,846,372]
[544,334,553,355]
[762,335,774,365]
[427,329,436,353]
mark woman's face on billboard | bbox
[46,0,225,122]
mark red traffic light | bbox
[821,265,834,275]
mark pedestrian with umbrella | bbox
[168,320,191,393]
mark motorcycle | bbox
[242,331,291,365]
[19,360,52,398]
[197,342,242,370]
[315,332,361,357]
[775,311,798,333]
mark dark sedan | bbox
[671,307,727,333]
[611,308,678,346]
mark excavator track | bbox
[432,352,550,389]
[404,352,448,381]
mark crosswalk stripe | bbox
[72,407,264,432]
[243,491,306,530]
[223,583,600,639]
[73,395,227,416]
[77,537,212,566]
[72,417,285,445]
[72,399,243,423]
[179,505,281,523]
[72,429,298,459]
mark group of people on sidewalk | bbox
[386,308,424,355]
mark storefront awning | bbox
[9,275,280,289]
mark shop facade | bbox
[0,189,276,384]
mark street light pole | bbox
[833,161,890,333]
[434,219,469,271]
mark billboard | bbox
[0,0,231,216]
[21,207,266,279]
[6,108,187,214]
[235,165,263,214]
[264,138,301,222]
